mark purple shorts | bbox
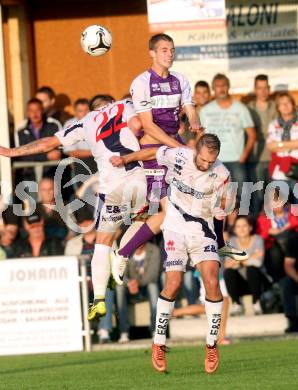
[141,144,168,202]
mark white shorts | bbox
[96,170,147,233]
[163,229,220,272]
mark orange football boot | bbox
[152,344,167,372]
[205,343,219,374]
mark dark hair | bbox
[212,73,230,89]
[194,80,210,90]
[254,74,269,86]
[74,98,89,107]
[27,97,43,107]
[196,133,221,154]
[36,86,55,99]
[233,215,254,235]
[89,94,114,110]
[149,33,174,50]
[74,205,94,224]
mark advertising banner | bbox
[147,0,226,31]
[0,257,83,355]
[168,0,298,92]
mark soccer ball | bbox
[80,25,112,56]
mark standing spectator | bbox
[257,200,298,282]
[116,242,161,343]
[200,74,256,196]
[14,211,64,258]
[281,239,298,332]
[65,208,115,344]
[193,80,212,115]
[36,177,70,242]
[266,92,298,203]
[179,80,211,146]
[15,98,62,185]
[247,74,277,214]
[36,86,70,125]
[63,98,97,175]
[224,216,265,315]
[16,98,62,162]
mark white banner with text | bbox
[0,257,83,355]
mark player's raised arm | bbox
[0,136,61,158]
[110,147,158,167]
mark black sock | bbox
[214,218,225,249]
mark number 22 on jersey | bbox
[94,103,127,142]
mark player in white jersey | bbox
[110,134,232,374]
[0,98,147,321]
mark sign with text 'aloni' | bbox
[0,257,83,355]
[169,0,298,92]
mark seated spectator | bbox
[281,239,298,332]
[15,98,61,165]
[116,242,161,342]
[247,74,277,215]
[14,211,64,257]
[224,216,265,315]
[257,200,298,282]
[36,177,70,241]
[266,92,298,203]
[63,98,97,175]
[65,207,115,344]
[36,86,70,125]
[0,206,19,258]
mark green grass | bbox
[0,339,297,389]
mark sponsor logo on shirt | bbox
[165,259,183,268]
[151,83,160,92]
[159,82,171,93]
[166,240,175,251]
[172,177,205,199]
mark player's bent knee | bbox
[203,277,220,296]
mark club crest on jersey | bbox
[171,81,179,91]
[209,172,218,178]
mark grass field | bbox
[0,339,297,389]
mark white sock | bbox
[205,298,223,346]
[153,295,175,345]
[91,244,111,298]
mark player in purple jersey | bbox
[110,34,203,279]
[111,34,241,284]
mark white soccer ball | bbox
[80,25,112,56]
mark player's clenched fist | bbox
[110,156,125,167]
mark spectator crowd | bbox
[1,73,298,343]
